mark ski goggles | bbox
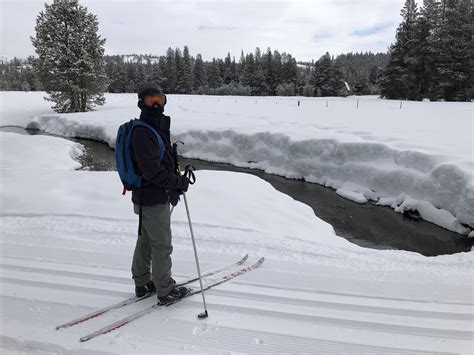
[143,94,167,107]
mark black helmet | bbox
[137,83,164,100]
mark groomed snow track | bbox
[1,215,472,354]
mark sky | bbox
[1,0,411,62]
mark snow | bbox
[1,91,472,235]
[0,92,473,353]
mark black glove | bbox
[168,190,180,206]
[180,175,190,193]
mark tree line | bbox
[380,0,473,101]
[1,50,387,97]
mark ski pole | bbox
[172,142,208,318]
[182,188,208,318]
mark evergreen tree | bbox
[431,0,472,101]
[207,58,223,89]
[332,58,347,96]
[177,46,193,93]
[151,58,166,86]
[254,64,269,95]
[311,52,333,96]
[272,50,283,88]
[380,0,419,99]
[164,47,177,93]
[174,48,184,93]
[237,50,245,81]
[31,0,108,112]
[223,53,233,84]
[412,0,440,99]
[262,48,275,94]
[230,57,237,83]
[241,53,255,88]
[281,53,298,85]
[193,53,207,91]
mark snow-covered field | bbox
[1,92,472,235]
[0,92,473,354]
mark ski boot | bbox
[135,280,156,297]
[157,286,192,305]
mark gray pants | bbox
[132,203,175,297]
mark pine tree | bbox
[254,64,269,95]
[312,52,333,96]
[332,59,346,96]
[281,53,298,85]
[272,50,283,89]
[431,0,473,101]
[237,50,245,81]
[241,53,255,88]
[164,47,177,93]
[193,54,207,91]
[412,0,440,99]
[177,46,193,93]
[207,58,223,89]
[31,0,108,112]
[223,53,233,84]
[380,0,419,99]
[230,57,237,83]
[174,48,184,93]
[151,59,166,87]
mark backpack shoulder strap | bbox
[132,120,165,160]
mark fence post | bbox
[400,101,403,109]
[356,99,359,108]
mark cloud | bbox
[312,32,335,42]
[1,0,405,61]
[351,22,395,37]
[196,25,237,31]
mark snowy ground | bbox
[0,92,473,354]
[1,92,472,235]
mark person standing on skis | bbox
[130,83,191,305]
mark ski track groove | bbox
[125,317,457,355]
[0,263,131,285]
[4,273,471,342]
[208,288,473,321]
[0,276,131,298]
[185,302,473,340]
[2,263,470,324]
[239,280,474,306]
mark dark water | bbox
[2,126,472,256]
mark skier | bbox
[130,83,191,304]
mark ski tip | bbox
[242,254,249,261]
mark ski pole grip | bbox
[184,164,196,185]
[173,141,184,172]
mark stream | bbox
[2,125,472,256]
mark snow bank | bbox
[0,131,84,171]
[176,129,472,234]
[0,131,341,248]
[1,91,472,234]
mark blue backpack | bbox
[115,119,164,194]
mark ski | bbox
[79,257,265,342]
[55,254,248,330]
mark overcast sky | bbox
[1,0,411,61]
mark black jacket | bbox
[130,112,184,206]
